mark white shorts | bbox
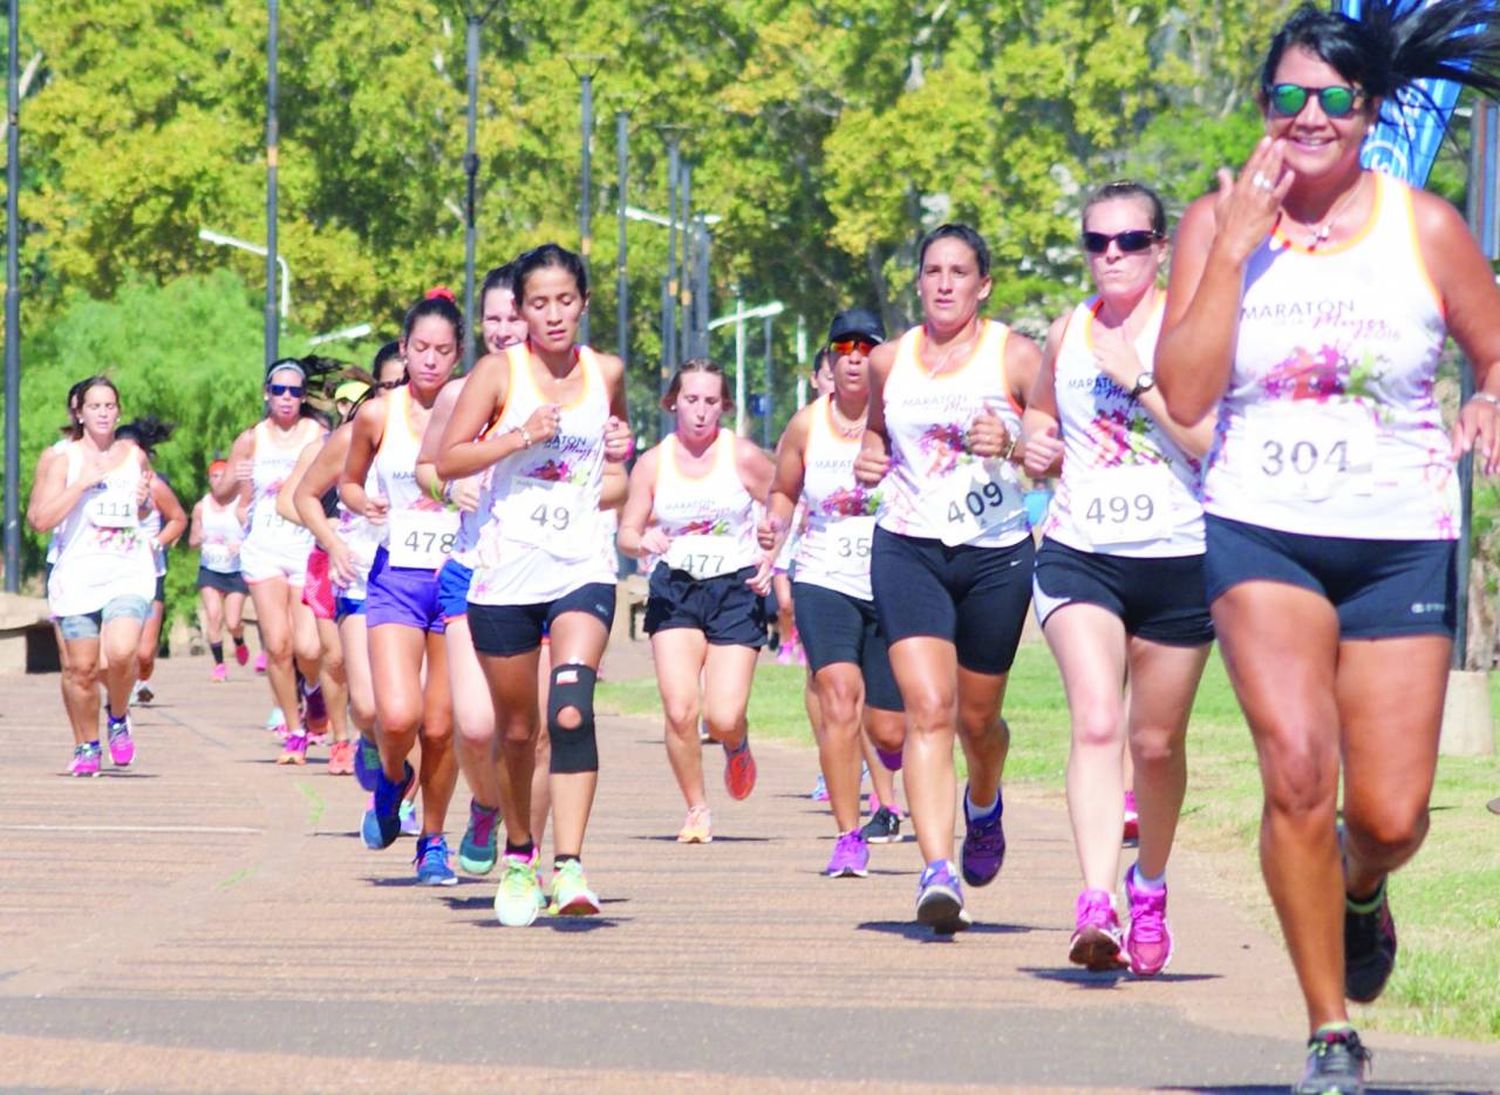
[241,534,313,586]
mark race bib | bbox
[200,541,239,572]
[932,461,1025,547]
[665,534,743,581]
[252,500,293,536]
[387,509,460,570]
[826,516,875,576]
[1243,402,1376,502]
[1075,465,1173,546]
[501,482,593,559]
[87,486,139,530]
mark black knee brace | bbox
[548,663,599,774]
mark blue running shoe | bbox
[960,785,1006,888]
[916,859,971,934]
[353,736,381,792]
[459,799,499,875]
[415,834,458,886]
[361,762,414,850]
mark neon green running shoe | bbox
[549,859,600,917]
[494,852,543,927]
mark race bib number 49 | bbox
[1244,403,1376,502]
[935,462,1024,547]
[502,482,593,560]
[388,509,459,570]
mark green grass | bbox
[600,643,1500,1042]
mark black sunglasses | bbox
[1082,229,1162,255]
[1265,83,1362,119]
[268,383,305,398]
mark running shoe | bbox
[825,830,869,878]
[131,681,154,706]
[235,642,250,667]
[1294,1028,1371,1095]
[810,773,829,802]
[723,736,757,800]
[275,731,308,766]
[353,736,381,792]
[676,805,713,844]
[915,859,970,934]
[1122,789,1139,845]
[1069,888,1126,971]
[265,706,287,740]
[494,851,544,927]
[415,834,458,886]
[959,785,1006,887]
[775,642,796,666]
[326,739,354,776]
[861,805,903,844]
[459,799,499,875]
[361,762,414,850]
[1344,879,1398,1004]
[399,798,420,837]
[254,651,268,673]
[303,683,329,736]
[105,715,135,767]
[68,742,101,777]
[550,859,601,916]
[211,663,229,683]
[1123,864,1173,977]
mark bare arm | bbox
[600,461,628,512]
[760,407,811,554]
[339,401,388,523]
[26,447,90,533]
[188,500,206,549]
[434,354,534,480]
[415,379,464,501]
[615,447,661,559]
[854,343,897,485]
[217,428,254,504]
[277,441,321,526]
[151,473,188,548]
[737,437,776,505]
[1021,316,1066,480]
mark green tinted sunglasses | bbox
[1265,83,1363,118]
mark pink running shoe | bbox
[1069,889,1126,971]
[254,651,268,674]
[68,742,102,777]
[211,663,229,683]
[1123,790,1140,845]
[276,732,309,766]
[724,736,757,800]
[235,642,250,667]
[1124,864,1174,976]
[326,740,354,776]
[106,716,136,768]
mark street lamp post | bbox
[265,0,280,372]
[3,0,19,591]
[708,297,784,437]
[199,229,290,327]
[462,1,503,373]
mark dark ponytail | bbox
[116,415,177,458]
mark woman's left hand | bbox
[1093,326,1143,394]
[1453,396,1500,476]
[967,411,1011,460]
[745,552,775,596]
[603,416,634,463]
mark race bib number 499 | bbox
[1076,465,1172,546]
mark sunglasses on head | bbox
[829,338,878,356]
[1081,230,1161,255]
[268,383,305,398]
[1265,83,1362,119]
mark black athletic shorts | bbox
[197,567,250,597]
[1203,514,1455,640]
[869,526,1033,676]
[468,582,617,657]
[1032,538,1214,647]
[644,563,767,648]
[792,581,903,712]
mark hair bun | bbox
[426,286,457,302]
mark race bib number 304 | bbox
[934,461,1024,547]
[1243,403,1376,502]
[665,534,742,581]
[1076,465,1173,546]
[388,509,459,570]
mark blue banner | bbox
[1338,0,1469,187]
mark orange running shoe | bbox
[723,736,757,801]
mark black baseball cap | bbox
[827,307,886,346]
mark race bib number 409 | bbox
[935,462,1024,547]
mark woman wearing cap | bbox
[436,243,633,925]
[855,223,1042,933]
[191,459,251,680]
[220,359,328,762]
[1156,3,1500,1088]
[1022,180,1214,976]
[342,291,466,885]
[619,359,774,846]
[762,308,906,879]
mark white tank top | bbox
[246,419,318,552]
[1039,298,1204,557]
[47,442,156,617]
[648,431,759,581]
[199,497,246,574]
[374,386,461,570]
[44,439,69,565]
[141,502,167,577]
[877,321,1030,548]
[1204,172,1454,540]
[469,344,616,604]
[794,396,884,600]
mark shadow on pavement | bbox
[1018,965,1222,987]
[1175,1086,1488,1095]
[632,834,774,843]
[856,919,1033,943]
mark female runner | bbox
[1155,3,1500,1089]
[854,223,1042,933]
[117,417,187,706]
[763,308,906,878]
[191,459,250,680]
[1022,180,1214,974]
[618,360,774,846]
[436,243,632,925]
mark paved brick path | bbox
[2,651,1497,1093]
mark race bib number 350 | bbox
[1243,403,1376,502]
[827,516,875,576]
[934,462,1024,547]
[388,509,459,570]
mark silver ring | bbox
[1251,172,1274,191]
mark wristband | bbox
[1002,435,1019,462]
[1471,392,1500,408]
[518,426,533,449]
[427,477,448,504]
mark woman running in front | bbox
[436,243,632,924]
[191,458,251,681]
[1021,180,1214,974]
[342,291,465,884]
[854,223,1042,933]
[117,417,187,706]
[1154,4,1500,1090]
[762,308,906,878]
[27,377,155,775]
[221,360,328,762]
[618,360,774,845]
